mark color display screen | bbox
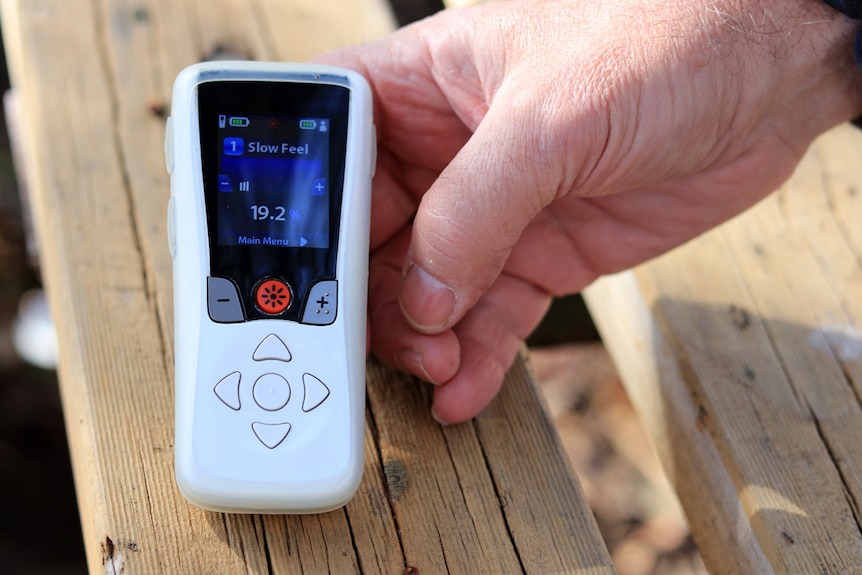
[215,114,332,249]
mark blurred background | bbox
[0,1,706,573]
[0,22,83,573]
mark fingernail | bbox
[396,349,438,385]
[431,407,451,427]
[400,264,455,333]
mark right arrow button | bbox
[302,373,330,412]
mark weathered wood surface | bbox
[1,0,615,573]
[585,124,862,575]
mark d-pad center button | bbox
[253,373,291,411]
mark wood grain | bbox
[1,0,613,573]
[585,124,862,574]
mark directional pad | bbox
[210,335,334,451]
[252,422,292,449]
[253,334,292,362]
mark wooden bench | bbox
[584,123,862,574]
[0,0,615,573]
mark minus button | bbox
[207,277,245,323]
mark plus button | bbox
[301,280,337,325]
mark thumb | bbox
[399,92,564,334]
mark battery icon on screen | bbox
[229,117,250,127]
[299,119,317,130]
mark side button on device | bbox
[166,197,176,258]
[208,277,245,323]
[164,115,173,174]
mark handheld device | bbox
[165,61,373,513]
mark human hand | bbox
[316,0,862,423]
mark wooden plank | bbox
[367,351,615,574]
[474,352,616,574]
[1,2,185,573]
[2,0,613,573]
[366,359,524,574]
[253,0,395,62]
[585,124,862,574]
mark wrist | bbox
[722,0,862,132]
[822,0,862,125]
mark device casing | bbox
[166,62,372,513]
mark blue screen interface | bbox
[216,114,331,248]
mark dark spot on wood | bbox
[497,489,511,509]
[147,99,167,119]
[127,541,139,552]
[744,366,756,381]
[572,392,591,415]
[729,305,751,331]
[695,404,709,432]
[848,185,857,198]
[383,458,408,501]
[782,531,795,544]
[133,6,149,23]
[203,42,250,62]
[101,536,116,565]
[402,567,420,575]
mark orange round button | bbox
[254,278,291,315]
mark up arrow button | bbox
[253,334,292,362]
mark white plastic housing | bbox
[167,62,372,513]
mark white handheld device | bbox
[165,62,373,513]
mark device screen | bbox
[216,114,331,249]
[198,80,350,323]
